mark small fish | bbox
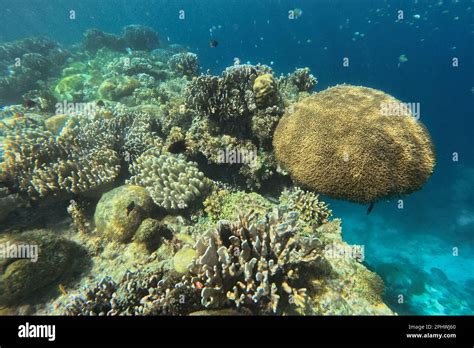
[209,39,218,48]
[59,284,68,295]
[366,202,375,215]
[96,99,105,107]
[126,47,132,54]
[126,201,135,215]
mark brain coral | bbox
[273,85,436,204]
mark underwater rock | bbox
[44,114,69,134]
[173,246,197,274]
[0,230,84,306]
[273,85,436,204]
[94,185,155,243]
[122,25,160,51]
[127,149,211,211]
[133,218,172,252]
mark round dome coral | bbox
[273,84,436,204]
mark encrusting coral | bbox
[127,149,211,211]
[168,53,199,79]
[273,84,436,204]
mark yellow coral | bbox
[253,73,278,106]
[273,85,436,204]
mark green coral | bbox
[127,149,211,211]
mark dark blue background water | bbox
[0,0,473,314]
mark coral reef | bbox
[0,118,121,199]
[203,189,273,222]
[0,230,85,306]
[168,53,199,78]
[94,185,155,242]
[253,73,279,107]
[0,37,69,103]
[64,268,201,316]
[273,85,436,204]
[127,149,211,211]
[184,207,330,314]
[98,76,140,101]
[278,67,317,101]
[0,25,406,318]
[83,28,125,53]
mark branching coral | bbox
[185,207,330,314]
[64,269,201,316]
[127,149,210,211]
[273,85,436,203]
[185,64,282,135]
[168,53,199,78]
[0,123,121,199]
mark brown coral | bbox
[273,85,436,204]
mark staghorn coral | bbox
[94,185,155,242]
[185,207,331,314]
[279,187,332,228]
[273,85,436,204]
[168,53,199,78]
[127,149,210,211]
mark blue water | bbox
[0,0,472,315]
